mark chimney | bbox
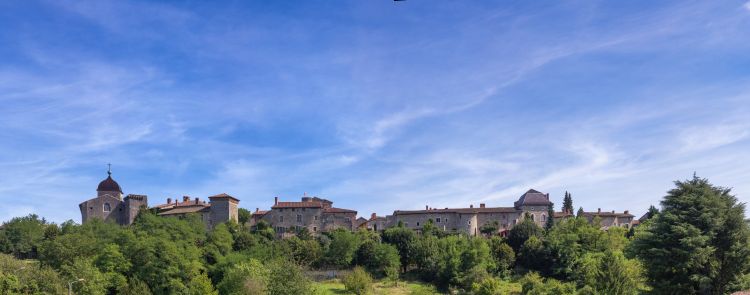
[195,197,199,204]
[167,198,172,204]
[371,213,376,220]
[546,193,549,200]
[274,196,278,205]
[612,210,615,214]
[183,196,190,202]
[425,205,429,210]
[470,204,474,208]
[480,203,486,208]
[597,208,601,213]
[624,210,629,214]
[256,208,259,213]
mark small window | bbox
[436,218,441,223]
[445,218,448,223]
[292,208,295,212]
[417,222,420,226]
[314,216,318,221]
[297,215,302,222]
[103,203,111,212]
[542,214,547,222]
[313,226,317,232]
[280,216,284,222]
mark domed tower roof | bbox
[97,165,122,193]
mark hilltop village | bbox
[80,171,638,235]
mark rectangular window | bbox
[417,222,420,226]
[314,216,318,221]
[313,226,317,232]
[297,215,302,222]
[280,216,284,222]
[436,218,441,223]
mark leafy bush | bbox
[342,266,373,295]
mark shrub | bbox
[342,266,373,295]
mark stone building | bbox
[79,170,148,226]
[153,193,240,229]
[386,189,554,236]
[252,195,357,237]
[579,209,635,229]
[79,168,240,228]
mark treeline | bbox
[0,176,749,295]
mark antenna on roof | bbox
[107,163,112,176]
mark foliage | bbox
[0,253,66,294]
[507,215,543,251]
[238,208,251,227]
[382,226,417,272]
[545,205,554,230]
[217,259,269,295]
[488,237,515,277]
[266,259,313,295]
[0,214,48,259]
[479,221,499,236]
[471,276,522,295]
[562,191,573,214]
[324,229,361,268]
[287,236,323,267]
[519,272,578,295]
[629,176,750,294]
[355,240,401,279]
[578,251,647,295]
[342,266,373,294]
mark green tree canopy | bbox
[629,176,750,294]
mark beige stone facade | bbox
[252,195,357,237]
[580,208,635,229]
[384,189,554,236]
[153,193,240,229]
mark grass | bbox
[315,279,444,295]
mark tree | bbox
[488,237,515,277]
[237,208,251,227]
[217,259,269,295]
[324,229,361,267]
[507,214,543,251]
[645,205,659,220]
[266,259,313,295]
[517,236,550,273]
[576,207,584,218]
[382,227,417,272]
[629,176,750,294]
[545,204,555,230]
[479,221,499,236]
[120,278,153,295]
[0,214,47,259]
[342,266,373,295]
[578,251,646,295]
[562,191,573,214]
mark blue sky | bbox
[1,1,750,223]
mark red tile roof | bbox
[208,193,240,202]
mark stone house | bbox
[386,189,554,236]
[579,209,635,229]
[152,193,240,229]
[253,195,357,237]
[79,171,148,226]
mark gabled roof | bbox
[514,189,552,207]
